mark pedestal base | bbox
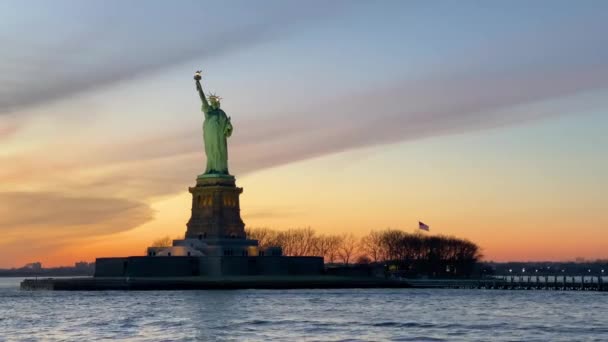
[196,173,235,186]
[186,175,246,240]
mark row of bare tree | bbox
[246,227,482,276]
[245,227,358,264]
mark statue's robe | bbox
[202,106,232,175]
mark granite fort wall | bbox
[288,257,325,275]
[95,256,323,277]
[96,257,199,277]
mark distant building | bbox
[23,262,42,271]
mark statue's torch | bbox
[194,70,202,91]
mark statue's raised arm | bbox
[194,71,210,113]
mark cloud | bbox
[242,208,303,220]
[0,192,154,238]
[0,117,20,140]
[0,1,348,115]
[4,63,604,202]
[33,5,607,179]
[0,190,155,267]
[2,59,606,206]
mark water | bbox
[1,278,607,341]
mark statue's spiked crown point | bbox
[208,92,222,102]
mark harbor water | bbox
[1,278,606,341]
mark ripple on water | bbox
[371,322,437,328]
[0,279,607,341]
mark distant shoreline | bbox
[0,263,94,278]
[0,273,93,278]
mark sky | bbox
[1,0,607,267]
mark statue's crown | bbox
[208,93,222,102]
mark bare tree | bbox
[370,228,482,277]
[273,227,315,256]
[338,233,359,265]
[312,235,330,258]
[245,227,278,249]
[246,226,483,275]
[313,234,343,263]
[248,227,318,256]
[380,229,406,261]
[360,230,385,263]
[150,236,172,247]
[291,227,316,256]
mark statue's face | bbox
[210,98,220,109]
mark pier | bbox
[406,275,606,291]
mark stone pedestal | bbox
[185,174,246,240]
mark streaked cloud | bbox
[0,191,154,266]
[242,208,303,220]
[0,192,154,237]
[0,117,20,140]
[0,0,349,115]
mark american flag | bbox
[418,221,430,231]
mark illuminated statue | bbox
[194,71,233,176]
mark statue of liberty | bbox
[194,71,233,177]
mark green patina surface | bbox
[195,72,232,177]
